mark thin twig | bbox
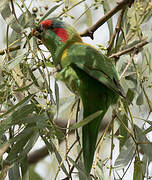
[0,46,21,55]
[75,99,81,146]
[109,116,114,180]
[28,146,49,164]
[68,149,83,177]
[107,8,126,53]
[109,40,148,59]
[80,0,135,39]
[10,0,20,24]
[94,112,116,178]
[120,52,135,80]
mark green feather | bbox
[33,18,124,174]
[60,43,121,173]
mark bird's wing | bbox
[61,42,125,97]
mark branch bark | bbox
[109,40,148,59]
[28,146,49,164]
[107,8,125,53]
[80,0,135,39]
[27,116,111,165]
[0,45,21,55]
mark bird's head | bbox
[32,18,82,58]
[32,18,69,42]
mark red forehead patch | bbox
[40,19,52,29]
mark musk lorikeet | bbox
[32,18,124,174]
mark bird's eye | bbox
[49,25,54,30]
[32,24,44,39]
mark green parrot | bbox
[32,18,124,174]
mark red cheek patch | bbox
[53,28,68,42]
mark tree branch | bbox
[109,40,148,59]
[0,45,21,55]
[27,116,111,165]
[28,146,49,164]
[107,8,125,53]
[0,0,135,56]
[80,0,135,39]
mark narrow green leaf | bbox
[143,120,152,134]
[0,1,22,32]
[0,94,34,118]
[9,104,35,124]
[28,68,40,88]
[7,53,28,70]
[45,62,55,68]
[125,88,135,105]
[39,3,64,23]
[8,163,21,180]
[21,8,35,28]
[143,87,152,112]
[29,165,42,180]
[85,3,92,27]
[6,127,35,162]
[55,80,59,118]
[0,104,35,136]
[18,132,39,163]
[14,82,34,92]
[141,155,149,177]
[41,135,69,178]
[7,131,39,164]
[103,1,113,38]
[124,40,142,50]
[135,125,152,161]
[68,157,91,180]
[20,156,29,180]
[136,92,144,105]
[96,162,105,180]
[70,110,102,130]
[133,157,143,180]
[119,113,128,149]
[114,138,136,169]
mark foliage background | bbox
[0,0,152,179]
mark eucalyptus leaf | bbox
[85,3,92,27]
[68,156,91,180]
[135,125,152,161]
[123,88,135,106]
[136,91,144,105]
[41,135,69,178]
[96,162,104,180]
[39,3,64,23]
[70,110,102,130]
[20,156,29,180]
[28,68,40,88]
[114,138,136,169]
[6,127,37,163]
[119,113,128,148]
[143,120,152,134]
[103,0,113,38]
[29,165,42,180]
[0,94,34,118]
[0,1,22,32]
[0,104,35,136]
[8,163,21,180]
[17,132,39,163]
[133,157,143,180]
[7,53,28,70]
[55,80,59,118]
